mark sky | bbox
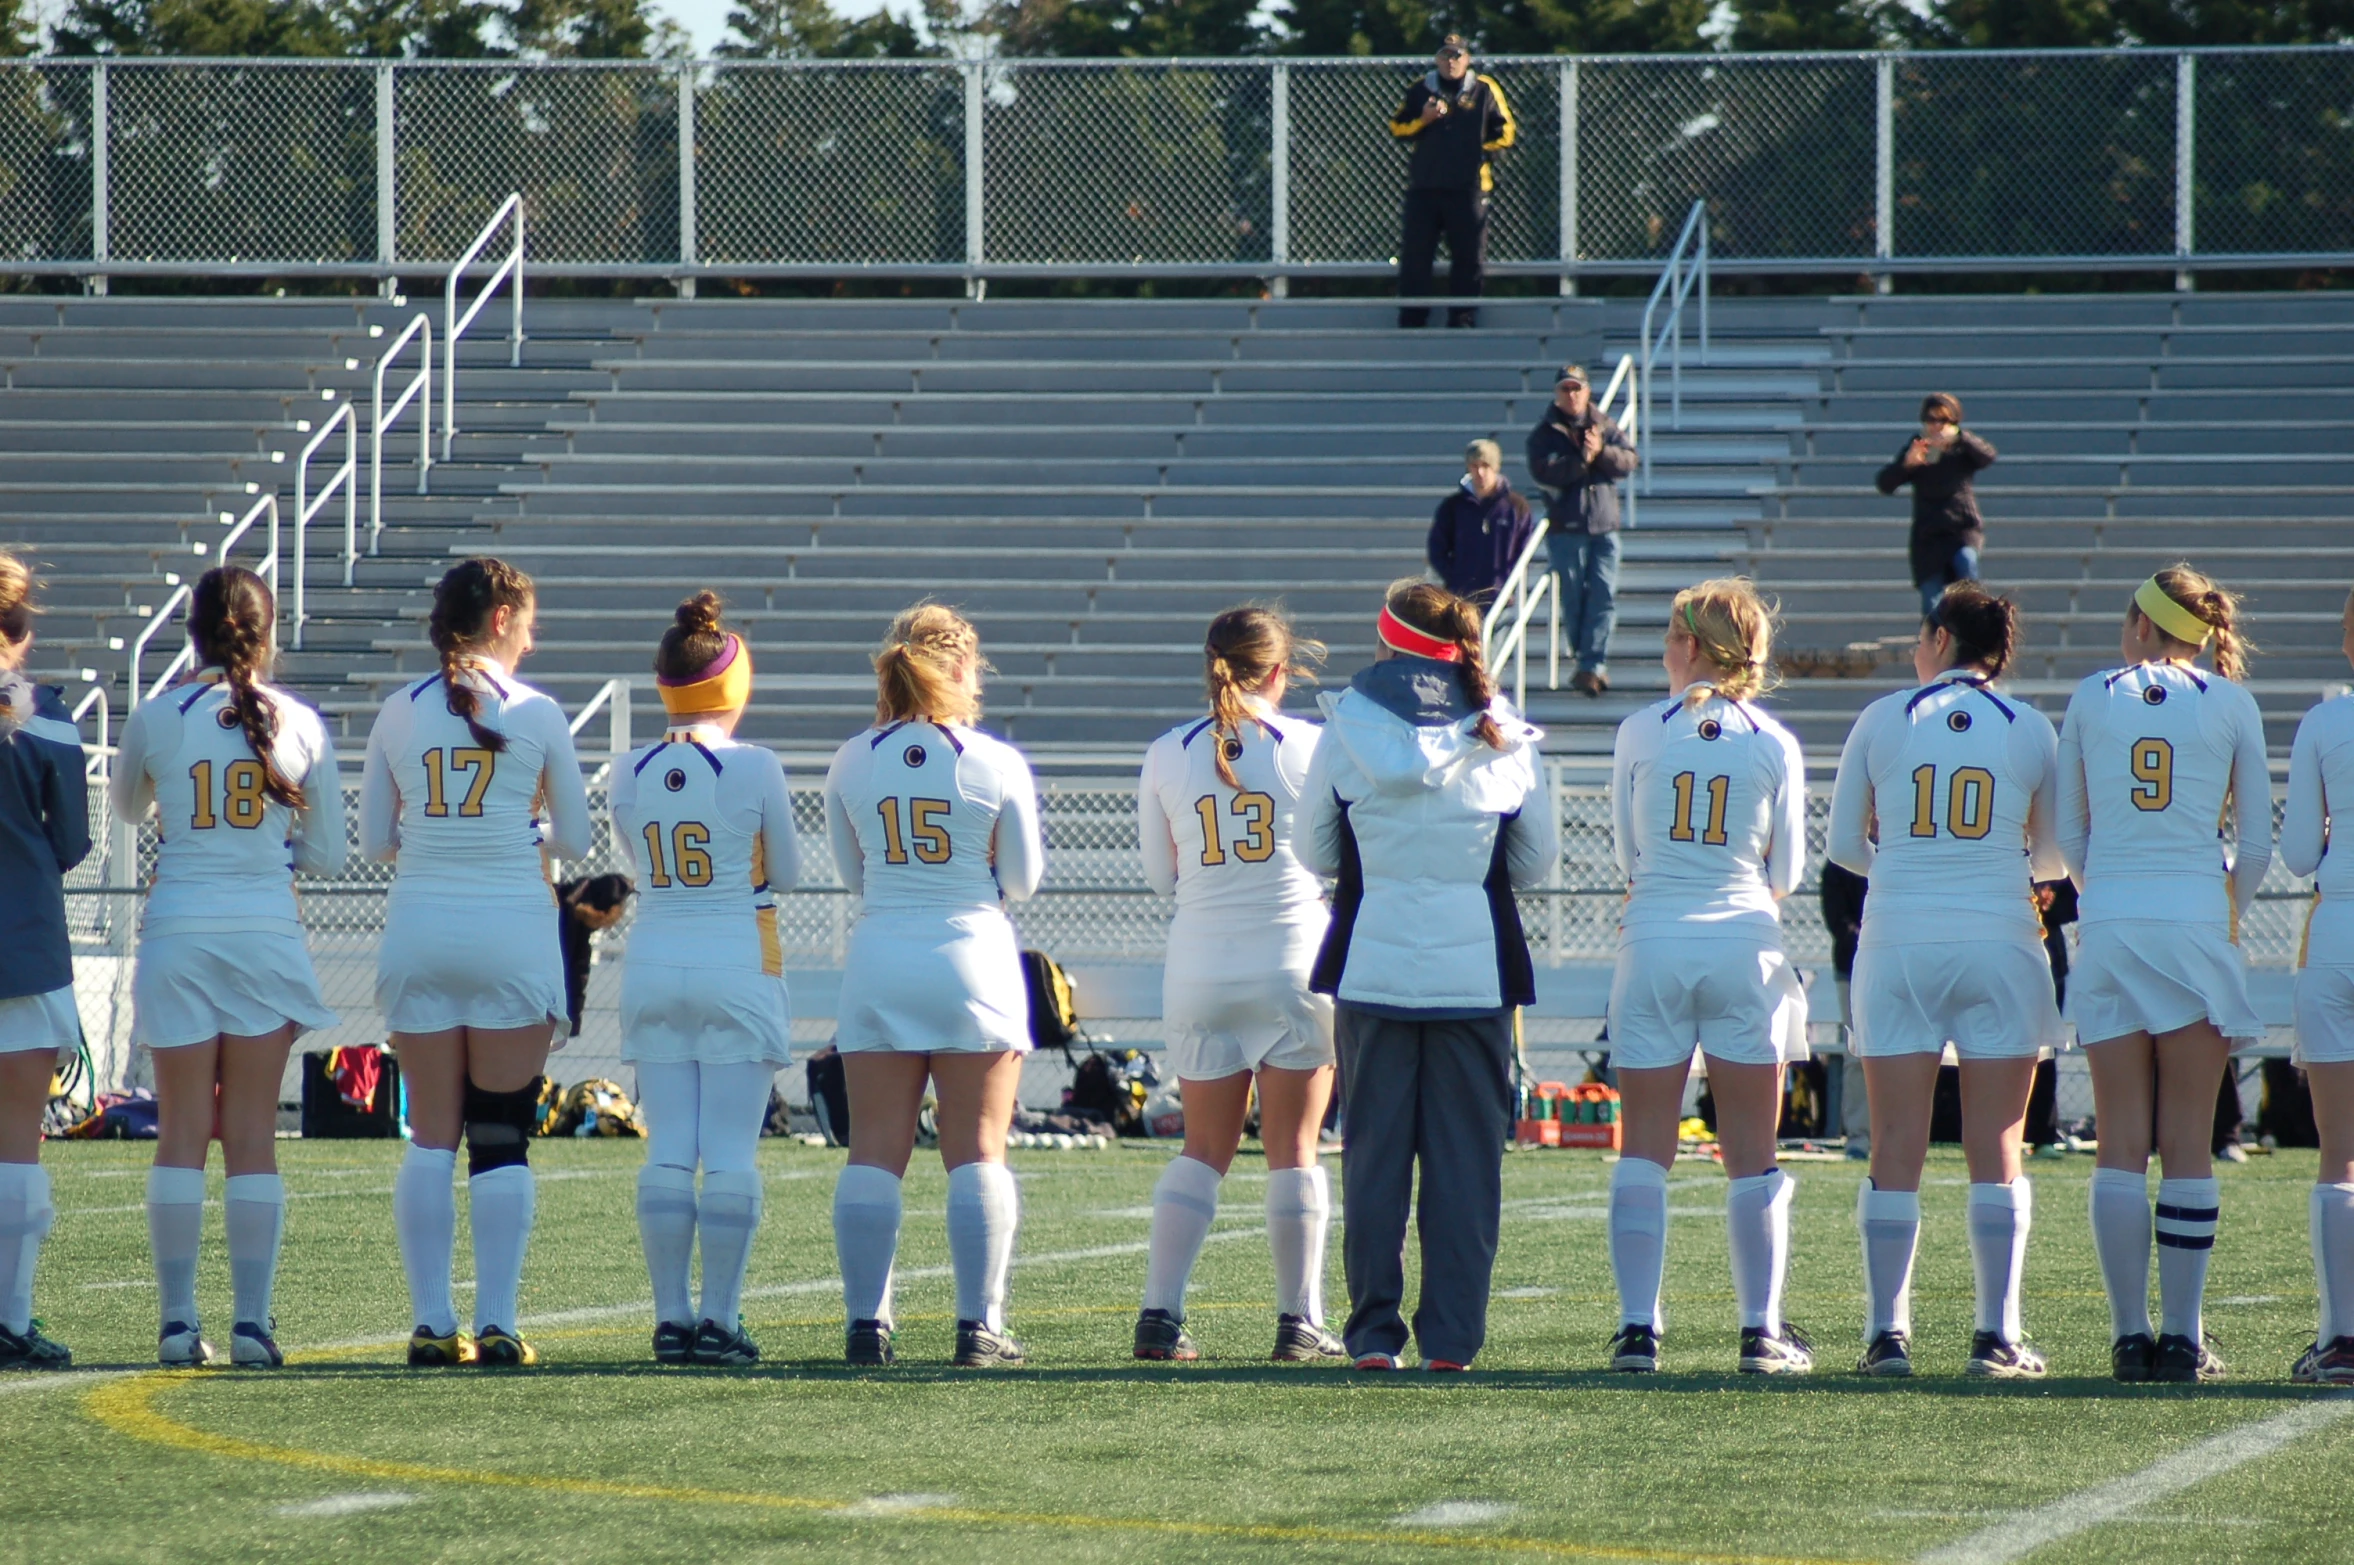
[658,0,901,54]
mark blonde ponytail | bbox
[2140,563,2252,683]
[875,603,986,727]
[1669,578,1778,706]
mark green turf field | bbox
[7,1138,2350,1565]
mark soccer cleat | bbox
[1352,1351,1402,1371]
[1857,1330,1913,1378]
[2110,1331,2158,1383]
[2152,1332,2225,1384]
[845,1318,896,1367]
[1133,1308,1198,1362]
[691,1319,760,1367]
[2290,1336,2354,1386]
[158,1320,220,1367]
[1608,1323,1659,1374]
[407,1325,477,1367]
[474,1327,539,1368]
[0,1320,70,1370]
[1965,1331,2046,1380]
[230,1320,284,1369]
[952,1320,1026,1369]
[1271,1315,1347,1363]
[1738,1323,1814,1376]
[1421,1357,1468,1372]
[651,1321,696,1365]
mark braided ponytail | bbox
[1383,580,1505,750]
[429,557,535,753]
[1669,578,1778,707]
[1203,604,1324,790]
[189,566,303,809]
[875,603,987,727]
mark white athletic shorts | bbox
[1851,936,2064,1061]
[2294,965,2354,1066]
[0,984,78,1059]
[836,907,1030,1054]
[2069,919,2264,1051]
[134,928,336,1050]
[621,960,792,1068]
[1162,968,1334,1081]
[1608,932,1811,1071]
[376,895,565,1037]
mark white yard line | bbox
[1916,1394,2354,1565]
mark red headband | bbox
[1377,604,1461,662]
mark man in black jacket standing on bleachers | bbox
[1390,37,1516,330]
[1527,365,1637,695]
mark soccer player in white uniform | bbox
[1606,578,1812,1375]
[2281,586,2354,1385]
[362,558,592,1368]
[612,593,799,1369]
[1132,606,1343,1365]
[1828,583,2063,1380]
[2059,564,2269,1384]
[824,605,1044,1368]
[0,548,90,1371]
[112,567,345,1368]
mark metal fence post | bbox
[1874,54,1894,296]
[89,60,107,297]
[1269,63,1289,299]
[375,63,396,296]
[677,64,698,300]
[2176,52,2196,293]
[1558,60,1578,296]
[963,63,985,299]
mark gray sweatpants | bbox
[1335,1004,1514,1365]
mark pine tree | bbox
[718,0,923,57]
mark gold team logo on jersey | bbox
[664,767,687,792]
[904,744,928,768]
[1221,737,1244,763]
[1947,709,1972,732]
[216,707,241,729]
[2144,684,2168,705]
[1696,718,1722,741]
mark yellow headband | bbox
[658,633,752,716]
[2134,577,2212,648]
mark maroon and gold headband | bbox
[657,633,752,716]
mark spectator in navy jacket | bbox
[1425,440,1535,605]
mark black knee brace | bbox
[464,1077,544,1177]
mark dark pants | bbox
[1398,187,1486,328]
[1335,1004,1514,1364]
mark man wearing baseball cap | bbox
[1526,363,1637,695]
[1389,35,1516,329]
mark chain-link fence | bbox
[13,49,2354,279]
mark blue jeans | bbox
[1918,544,1980,620]
[1548,529,1619,673]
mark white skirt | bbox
[621,960,792,1067]
[377,895,565,1036]
[1851,936,2064,1061]
[135,928,336,1050]
[0,984,78,1059]
[2295,964,2354,1066]
[1609,931,1810,1071]
[836,907,1029,1054]
[2069,919,2264,1050]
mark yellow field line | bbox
[82,1371,1872,1565]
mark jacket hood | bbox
[1320,660,1542,800]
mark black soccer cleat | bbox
[230,1320,284,1369]
[952,1319,1027,1368]
[652,1320,696,1365]
[2153,1331,2225,1384]
[1271,1315,1347,1363]
[2111,1331,2157,1383]
[473,1326,539,1368]
[1608,1323,1659,1373]
[692,1319,760,1367]
[1857,1330,1913,1378]
[1965,1331,2046,1380]
[1738,1322,1814,1376]
[2291,1336,2354,1386]
[1133,1308,1198,1362]
[0,1320,70,1371]
[845,1318,896,1367]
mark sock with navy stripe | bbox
[2155,1176,2221,1341]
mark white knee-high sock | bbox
[1857,1181,1920,1339]
[469,1165,536,1335]
[2313,1184,2354,1344]
[696,1169,763,1327]
[0,1164,53,1334]
[1608,1158,1670,1331]
[222,1174,285,1329]
[394,1145,459,1337]
[1726,1168,1793,1333]
[147,1165,207,1329]
[1266,1165,1330,1324]
[1142,1155,1222,1317]
[1968,1179,2032,1341]
[2155,1175,2221,1341]
[636,1163,698,1327]
[2090,1166,2153,1338]
[832,1164,902,1327]
[947,1161,1019,1333]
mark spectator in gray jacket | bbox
[1527,365,1638,696]
[1425,439,1535,605]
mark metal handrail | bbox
[127,493,284,705]
[72,684,110,771]
[293,401,357,650]
[443,192,524,461]
[1638,199,1709,495]
[566,677,633,786]
[371,311,432,559]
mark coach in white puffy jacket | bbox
[1300,582,1558,1370]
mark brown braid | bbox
[429,557,534,753]
[1203,604,1325,790]
[189,566,303,808]
[1383,580,1505,750]
[2141,562,2253,683]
